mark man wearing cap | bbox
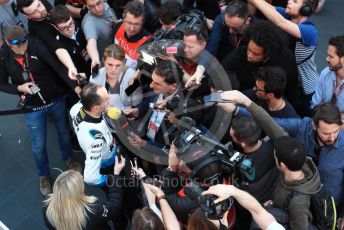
[0,26,82,196]
[0,0,28,46]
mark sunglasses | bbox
[9,36,27,45]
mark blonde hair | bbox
[44,170,98,230]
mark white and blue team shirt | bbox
[70,102,117,187]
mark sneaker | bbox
[66,159,82,174]
[40,176,52,196]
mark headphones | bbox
[190,155,222,180]
[299,0,317,17]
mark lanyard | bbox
[331,79,344,105]
[235,35,243,48]
[26,53,35,83]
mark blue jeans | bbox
[24,98,72,176]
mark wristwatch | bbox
[156,194,166,202]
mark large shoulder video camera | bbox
[168,116,255,185]
[136,10,207,75]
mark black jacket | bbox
[221,46,300,108]
[0,36,77,106]
[53,21,91,75]
[43,175,124,230]
[161,168,199,223]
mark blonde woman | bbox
[43,155,125,230]
[90,44,143,110]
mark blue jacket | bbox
[205,13,236,62]
[275,117,344,205]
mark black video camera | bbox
[184,180,233,220]
[167,117,255,184]
[221,148,256,185]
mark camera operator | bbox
[0,26,82,196]
[220,90,344,216]
[203,184,285,230]
[160,144,235,226]
[230,116,279,200]
[219,91,328,229]
[224,116,279,229]
[156,0,184,33]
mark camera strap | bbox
[24,52,35,84]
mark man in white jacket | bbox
[70,83,117,186]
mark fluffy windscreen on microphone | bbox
[107,107,122,120]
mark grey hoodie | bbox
[272,158,322,230]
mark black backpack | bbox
[284,185,337,230]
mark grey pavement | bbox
[0,0,343,229]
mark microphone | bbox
[104,107,132,135]
[107,107,122,120]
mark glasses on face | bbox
[87,0,104,9]
[253,85,267,93]
[123,20,143,28]
[57,20,74,32]
[9,36,28,45]
[224,19,247,33]
[247,46,264,57]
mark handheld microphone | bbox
[105,107,133,135]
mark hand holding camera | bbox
[17,82,35,94]
[202,184,237,204]
[185,181,233,220]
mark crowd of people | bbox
[0,0,343,229]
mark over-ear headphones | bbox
[299,0,317,17]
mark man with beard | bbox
[220,22,300,109]
[16,0,79,79]
[206,0,252,62]
[311,35,344,123]
[220,91,344,216]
